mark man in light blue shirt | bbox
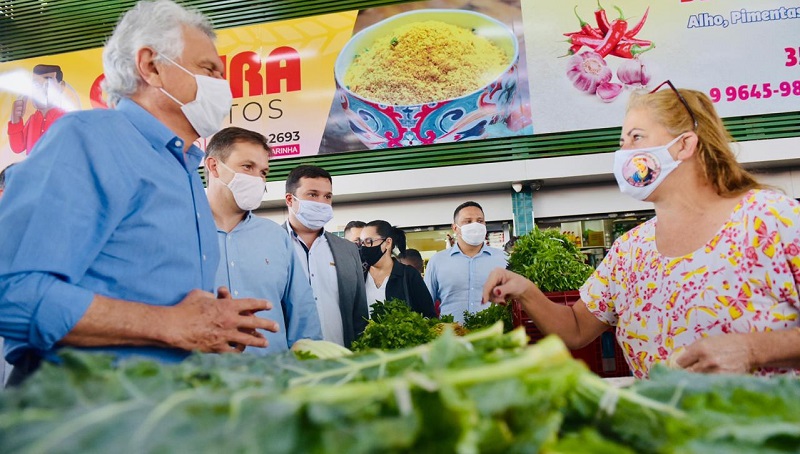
[424,201,508,324]
[0,0,275,385]
[206,127,321,354]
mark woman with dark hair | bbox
[358,220,437,318]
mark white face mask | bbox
[458,222,487,246]
[290,196,333,231]
[159,55,232,138]
[217,160,265,211]
[33,78,62,110]
[613,134,685,201]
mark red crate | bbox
[570,332,631,378]
[511,292,631,378]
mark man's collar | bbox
[236,210,254,227]
[116,97,203,166]
[285,219,324,238]
[215,211,252,234]
[449,243,490,256]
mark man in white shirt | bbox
[284,165,368,347]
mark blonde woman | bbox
[484,81,800,378]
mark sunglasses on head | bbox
[649,80,699,131]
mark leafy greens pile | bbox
[462,303,513,333]
[1,324,799,453]
[351,298,456,351]
[507,227,594,292]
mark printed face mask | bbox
[217,160,265,211]
[290,196,333,231]
[458,222,487,246]
[613,134,685,201]
[359,243,386,268]
[159,55,232,138]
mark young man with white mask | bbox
[0,0,277,386]
[284,165,368,348]
[206,127,321,355]
[424,201,507,324]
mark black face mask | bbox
[359,244,385,268]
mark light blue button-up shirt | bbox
[0,98,219,364]
[424,244,508,324]
[216,213,321,354]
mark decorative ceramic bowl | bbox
[334,9,520,149]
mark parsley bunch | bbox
[352,298,442,351]
[463,303,513,333]
[507,227,594,292]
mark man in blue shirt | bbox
[206,127,322,354]
[424,201,508,324]
[0,0,276,384]
[0,164,13,386]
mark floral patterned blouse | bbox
[581,189,800,378]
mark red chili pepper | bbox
[621,37,652,47]
[625,7,650,38]
[568,35,649,55]
[594,0,610,35]
[595,6,628,57]
[558,42,585,58]
[574,6,602,39]
[611,41,655,59]
[568,34,604,49]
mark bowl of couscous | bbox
[334,9,520,149]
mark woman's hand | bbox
[675,333,755,374]
[481,268,535,304]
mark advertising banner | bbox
[0,0,797,171]
[0,0,532,170]
[0,48,104,170]
[523,0,800,134]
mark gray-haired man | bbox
[0,0,275,385]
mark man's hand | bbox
[165,288,279,353]
[11,97,26,124]
[675,333,755,374]
[481,267,535,305]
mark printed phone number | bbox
[709,81,800,103]
[267,131,300,144]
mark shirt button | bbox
[202,254,207,261]
[230,261,235,267]
[196,212,200,219]
[234,290,239,296]
[175,140,183,147]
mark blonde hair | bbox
[627,88,764,197]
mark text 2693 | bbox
[268,131,300,143]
